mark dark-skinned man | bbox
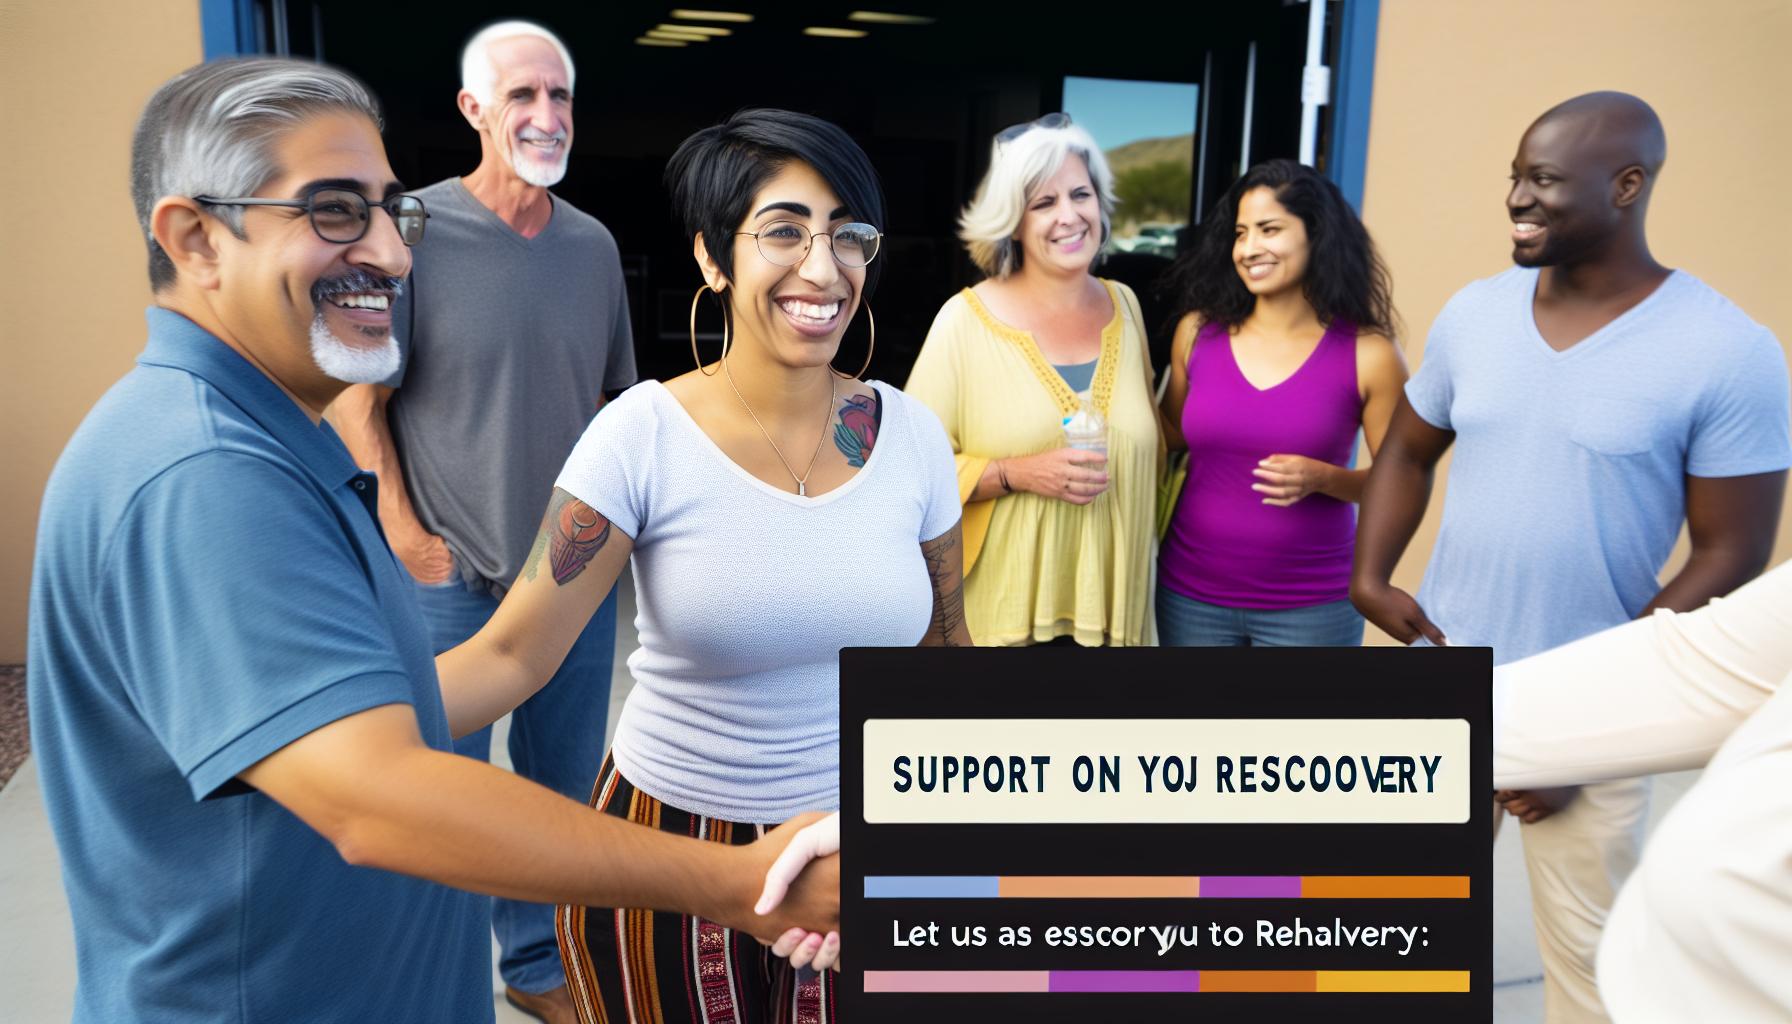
[27,58,835,1023]
[1352,92,1789,1023]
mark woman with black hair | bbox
[463,108,967,1022]
[1156,159,1407,646]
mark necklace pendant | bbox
[798,482,807,497]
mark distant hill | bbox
[1105,133,1195,175]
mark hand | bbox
[757,813,843,971]
[393,526,454,585]
[1007,447,1110,505]
[1252,454,1332,506]
[771,927,842,972]
[1350,579,1447,646]
[1496,787,1576,825]
[731,812,839,946]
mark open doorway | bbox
[221,0,1353,381]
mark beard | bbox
[309,312,401,384]
[509,127,569,187]
[307,268,405,384]
[513,151,568,187]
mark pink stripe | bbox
[863,970,1051,993]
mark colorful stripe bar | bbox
[864,970,1049,993]
[1050,970,1201,993]
[865,876,1468,899]
[1201,875,1300,899]
[1303,875,1471,899]
[862,970,1471,994]
[864,875,998,899]
[998,875,1201,899]
[1318,971,1472,993]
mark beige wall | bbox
[0,0,201,661]
[1359,0,1792,644]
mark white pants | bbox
[1492,780,1649,1024]
[1493,563,1792,1021]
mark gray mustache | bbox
[312,271,405,304]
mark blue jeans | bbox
[1156,585,1364,647]
[413,574,618,995]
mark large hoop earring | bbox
[830,300,875,380]
[690,284,730,376]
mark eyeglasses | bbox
[996,111,1072,144]
[194,188,430,246]
[735,221,882,268]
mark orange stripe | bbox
[998,876,1200,898]
[1199,971,1317,992]
[561,758,622,1024]
[1301,875,1470,899]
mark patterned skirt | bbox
[556,753,838,1024]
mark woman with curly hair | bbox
[1157,159,1407,646]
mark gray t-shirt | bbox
[1405,267,1790,664]
[387,178,637,595]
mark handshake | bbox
[755,812,844,971]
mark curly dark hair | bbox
[1161,159,1396,338]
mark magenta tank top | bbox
[1159,319,1363,609]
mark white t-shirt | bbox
[556,379,961,822]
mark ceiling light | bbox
[848,11,936,24]
[669,9,753,22]
[656,23,732,35]
[636,37,687,46]
[648,28,711,41]
[803,26,869,38]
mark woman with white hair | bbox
[905,114,1162,646]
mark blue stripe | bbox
[865,876,1000,899]
[200,0,259,60]
[1326,0,1382,213]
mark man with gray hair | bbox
[331,24,632,1016]
[28,57,833,1024]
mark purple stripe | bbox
[1201,875,1301,898]
[1050,971,1201,993]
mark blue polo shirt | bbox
[28,308,491,1023]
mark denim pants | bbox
[1156,584,1364,646]
[413,574,619,994]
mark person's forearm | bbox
[1496,562,1792,789]
[1317,465,1369,504]
[330,384,428,537]
[1642,545,1774,616]
[336,746,769,931]
[435,637,547,739]
[969,457,1011,502]
[1351,456,1431,590]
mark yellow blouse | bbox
[904,279,1162,646]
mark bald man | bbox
[1352,92,1790,1022]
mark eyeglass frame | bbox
[733,220,884,269]
[996,111,1072,144]
[192,188,431,246]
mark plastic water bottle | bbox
[1062,397,1107,457]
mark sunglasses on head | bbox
[996,111,1072,144]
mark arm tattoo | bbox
[919,529,968,646]
[523,489,611,586]
[833,392,880,468]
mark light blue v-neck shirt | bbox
[1405,267,1790,664]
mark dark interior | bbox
[255,0,1337,383]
